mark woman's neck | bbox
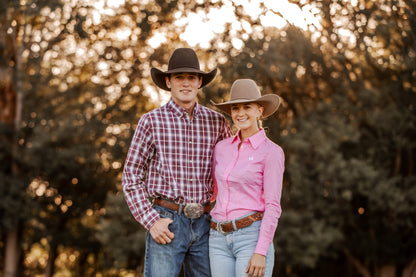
[239,127,260,141]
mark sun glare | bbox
[88,0,322,102]
[92,0,124,17]
[175,0,321,48]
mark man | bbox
[122,48,231,276]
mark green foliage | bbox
[96,193,146,270]
[1,0,415,276]
[279,81,416,275]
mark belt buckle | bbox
[183,203,203,219]
[217,221,232,236]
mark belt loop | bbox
[232,220,237,231]
[178,204,183,215]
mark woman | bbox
[209,79,284,277]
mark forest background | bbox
[1,0,415,276]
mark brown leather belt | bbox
[153,198,211,219]
[210,211,264,235]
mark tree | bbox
[1,0,415,275]
[205,0,416,276]
[1,0,224,275]
[96,193,146,273]
[275,1,416,276]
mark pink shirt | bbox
[210,129,284,256]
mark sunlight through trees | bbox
[1,0,415,276]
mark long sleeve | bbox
[219,117,233,142]
[122,115,160,230]
[255,146,285,255]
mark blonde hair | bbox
[258,118,263,129]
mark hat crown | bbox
[210,78,280,118]
[150,48,217,91]
[229,79,262,101]
[168,48,200,71]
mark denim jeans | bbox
[209,220,275,277]
[143,204,211,277]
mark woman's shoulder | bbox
[263,138,284,155]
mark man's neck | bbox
[184,103,195,118]
[173,100,196,118]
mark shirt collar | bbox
[231,129,266,149]
[166,98,200,118]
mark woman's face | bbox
[230,102,263,133]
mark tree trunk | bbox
[402,258,416,277]
[3,8,25,277]
[3,230,21,277]
[44,243,58,277]
[344,249,372,277]
[375,264,396,277]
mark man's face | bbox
[165,72,202,109]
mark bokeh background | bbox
[1,0,415,276]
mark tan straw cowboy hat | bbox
[151,48,217,91]
[211,79,280,118]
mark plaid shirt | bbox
[122,99,232,230]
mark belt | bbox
[153,198,211,219]
[210,211,264,235]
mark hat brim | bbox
[211,94,280,118]
[151,67,217,91]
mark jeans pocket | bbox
[154,205,175,220]
[201,212,211,221]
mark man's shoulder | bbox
[198,105,226,119]
[142,104,169,118]
[136,106,169,130]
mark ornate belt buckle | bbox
[217,221,232,236]
[183,203,203,219]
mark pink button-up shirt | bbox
[210,129,284,256]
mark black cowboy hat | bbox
[150,48,217,91]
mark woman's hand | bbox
[246,253,266,277]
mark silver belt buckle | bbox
[217,221,233,236]
[183,203,203,219]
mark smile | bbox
[236,118,248,122]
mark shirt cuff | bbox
[254,237,272,256]
[142,209,161,230]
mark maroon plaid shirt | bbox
[122,99,231,230]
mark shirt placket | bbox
[185,112,196,202]
[223,142,242,220]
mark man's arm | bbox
[220,115,233,140]
[122,115,160,230]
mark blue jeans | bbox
[209,220,275,277]
[143,204,211,277]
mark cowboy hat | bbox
[150,48,217,91]
[211,79,280,118]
